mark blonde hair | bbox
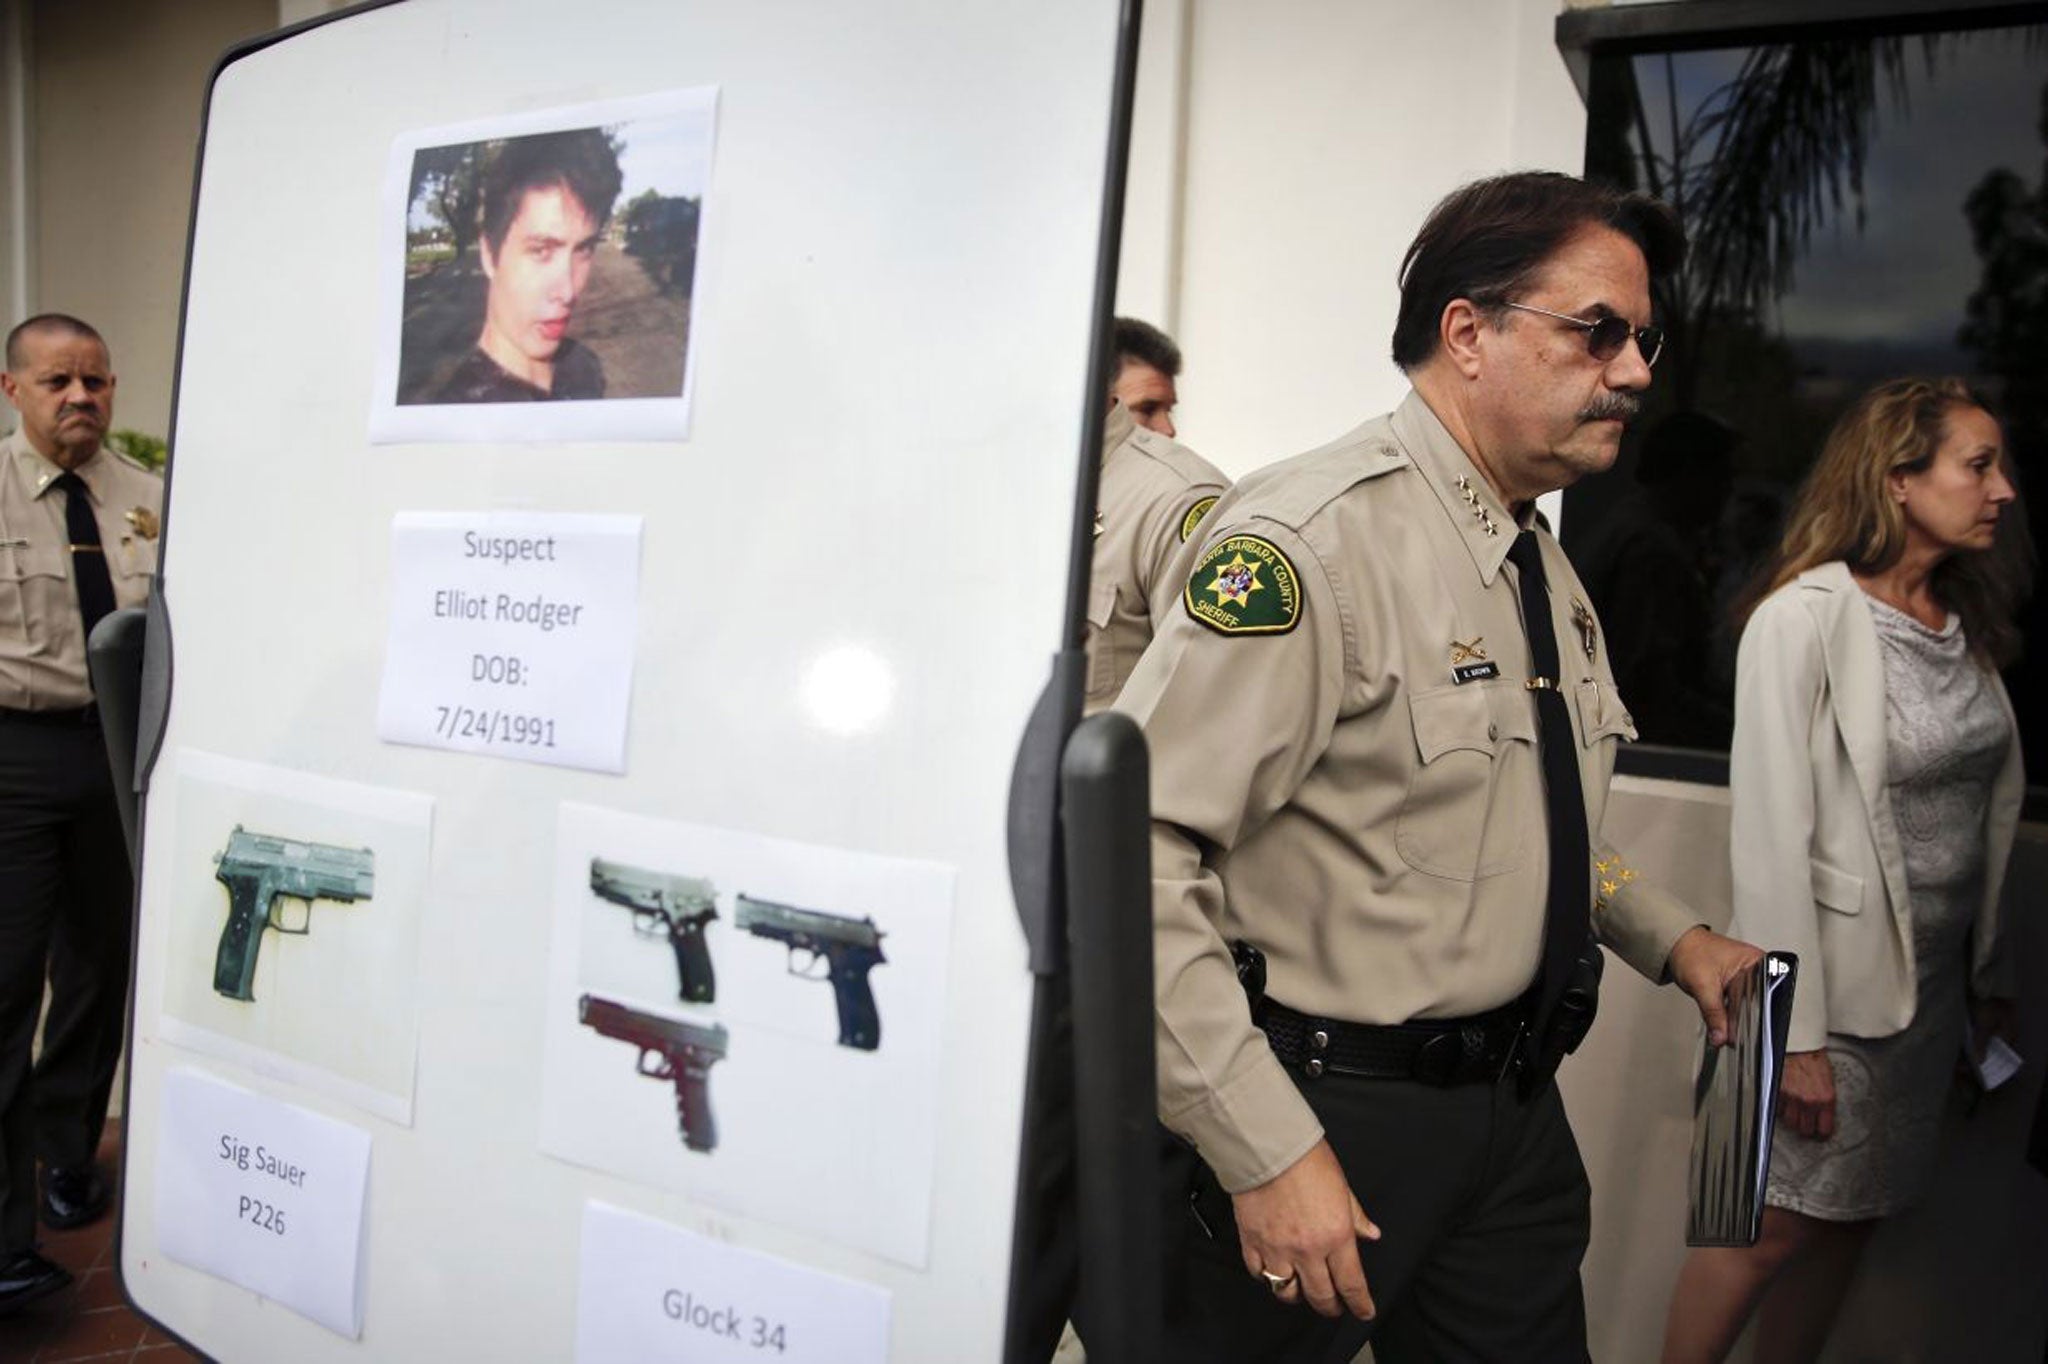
[1740,377,2031,666]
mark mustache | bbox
[58,404,102,420]
[1578,393,1641,424]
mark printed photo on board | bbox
[369,87,716,444]
[542,804,953,1268]
[154,750,435,1126]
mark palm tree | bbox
[1599,38,1913,408]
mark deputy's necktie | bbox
[1506,529,1592,1042]
[52,472,117,646]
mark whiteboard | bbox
[118,1,1127,1358]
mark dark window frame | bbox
[1555,0,2048,812]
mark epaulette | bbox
[1129,426,1229,493]
[1233,423,1410,532]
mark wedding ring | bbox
[1261,1269,1297,1291]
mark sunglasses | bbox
[1502,302,1664,367]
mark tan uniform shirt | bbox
[1085,403,1229,713]
[0,430,163,709]
[1115,390,1700,1192]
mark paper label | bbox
[377,512,641,772]
[154,1068,372,1338]
[575,1203,890,1363]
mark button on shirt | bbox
[1114,390,1700,1192]
[1086,403,1230,713]
[0,430,163,709]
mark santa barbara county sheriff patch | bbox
[1183,534,1302,635]
[1179,495,1219,543]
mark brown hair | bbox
[1738,376,2032,666]
[1391,172,1684,371]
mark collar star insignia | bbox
[1093,510,1105,538]
[126,506,160,540]
[1450,637,1488,664]
[1453,474,1500,536]
[1204,552,1264,609]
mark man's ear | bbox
[1439,299,1487,380]
[0,373,18,409]
[478,238,497,281]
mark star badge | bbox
[1204,553,1264,609]
[126,507,160,540]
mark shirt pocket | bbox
[1084,579,1121,702]
[111,531,159,593]
[0,540,71,647]
[1397,681,1531,881]
[1810,856,1864,915]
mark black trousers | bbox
[0,717,133,1254]
[1164,1067,1592,1364]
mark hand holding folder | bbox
[1686,951,1799,1247]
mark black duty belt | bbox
[1257,998,1526,1087]
[0,704,99,728]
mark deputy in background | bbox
[1109,315,1184,438]
[1115,173,1762,1361]
[0,314,162,1313]
[1086,321,1229,714]
[1020,323,1229,1364]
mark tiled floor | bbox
[0,1124,201,1364]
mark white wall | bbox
[1117,0,1587,475]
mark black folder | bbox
[1685,951,1799,1247]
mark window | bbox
[1558,2,2047,806]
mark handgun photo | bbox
[733,894,886,1050]
[211,826,376,1002]
[590,857,719,1004]
[578,993,729,1153]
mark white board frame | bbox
[117,2,1133,1358]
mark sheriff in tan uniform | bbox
[1116,174,1761,1364]
[1085,401,1228,712]
[0,315,160,1310]
[0,432,161,704]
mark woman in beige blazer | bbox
[1663,378,2027,1364]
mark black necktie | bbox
[52,472,117,646]
[1505,529,1592,1042]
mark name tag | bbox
[1452,661,1499,684]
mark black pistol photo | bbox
[734,894,886,1050]
[589,857,719,1004]
[211,826,376,1002]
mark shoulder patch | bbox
[1179,495,1219,543]
[1183,534,1303,636]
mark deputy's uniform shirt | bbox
[1115,390,1700,1193]
[0,430,163,709]
[1085,403,1229,713]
